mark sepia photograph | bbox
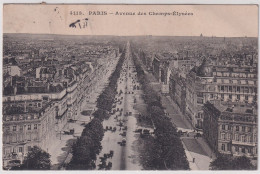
[1,1,259,171]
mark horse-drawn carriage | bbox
[63,128,75,135]
[118,138,126,146]
[98,151,114,170]
[120,131,127,137]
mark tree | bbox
[232,156,256,170]
[132,49,189,170]
[210,154,256,170]
[21,146,51,170]
[210,154,232,170]
[68,136,96,170]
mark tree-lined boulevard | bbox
[8,41,256,171]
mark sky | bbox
[3,4,259,37]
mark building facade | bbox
[203,101,258,158]
[169,70,186,115]
[2,101,57,166]
[213,65,257,104]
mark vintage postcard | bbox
[1,1,259,172]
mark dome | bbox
[196,58,213,77]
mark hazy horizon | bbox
[3,33,258,38]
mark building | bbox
[169,70,186,114]
[203,101,258,158]
[213,65,257,104]
[185,58,215,129]
[3,65,21,77]
[2,100,57,166]
[36,66,56,79]
[152,55,171,93]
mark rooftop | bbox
[207,100,257,115]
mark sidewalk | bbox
[182,141,199,170]
[162,95,193,130]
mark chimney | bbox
[13,85,17,95]
[47,83,50,92]
[24,82,28,92]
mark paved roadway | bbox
[96,42,147,170]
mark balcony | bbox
[232,140,256,147]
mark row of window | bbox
[221,144,254,154]
[4,133,39,143]
[221,133,254,142]
[4,146,33,155]
[219,86,257,93]
[6,124,38,131]
[217,79,256,85]
[221,125,252,132]
[215,72,256,78]
[5,114,38,121]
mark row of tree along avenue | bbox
[131,46,190,170]
[66,46,126,170]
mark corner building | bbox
[203,101,258,158]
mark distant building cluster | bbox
[138,36,258,158]
[2,34,120,166]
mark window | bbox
[245,95,249,101]
[235,134,239,141]
[221,133,226,140]
[221,86,224,91]
[237,95,240,100]
[28,125,31,130]
[242,148,245,153]
[222,125,225,130]
[226,134,231,140]
[228,125,231,130]
[229,94,232,99]
[235,146,239,152]
[248,136,252,142]
[34,124,37,130]
[244,87,249,93]
[236,126,239,131]
[237,87,240,92]
[18,147,23,153]
[221,144,225,151]
[248,148,252,154]
[19,125,23,131]
[241,135,246,142]
[242,126,246,132]
[229,86,232,92]
[248,127,252,132]
[13,126,17,131]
